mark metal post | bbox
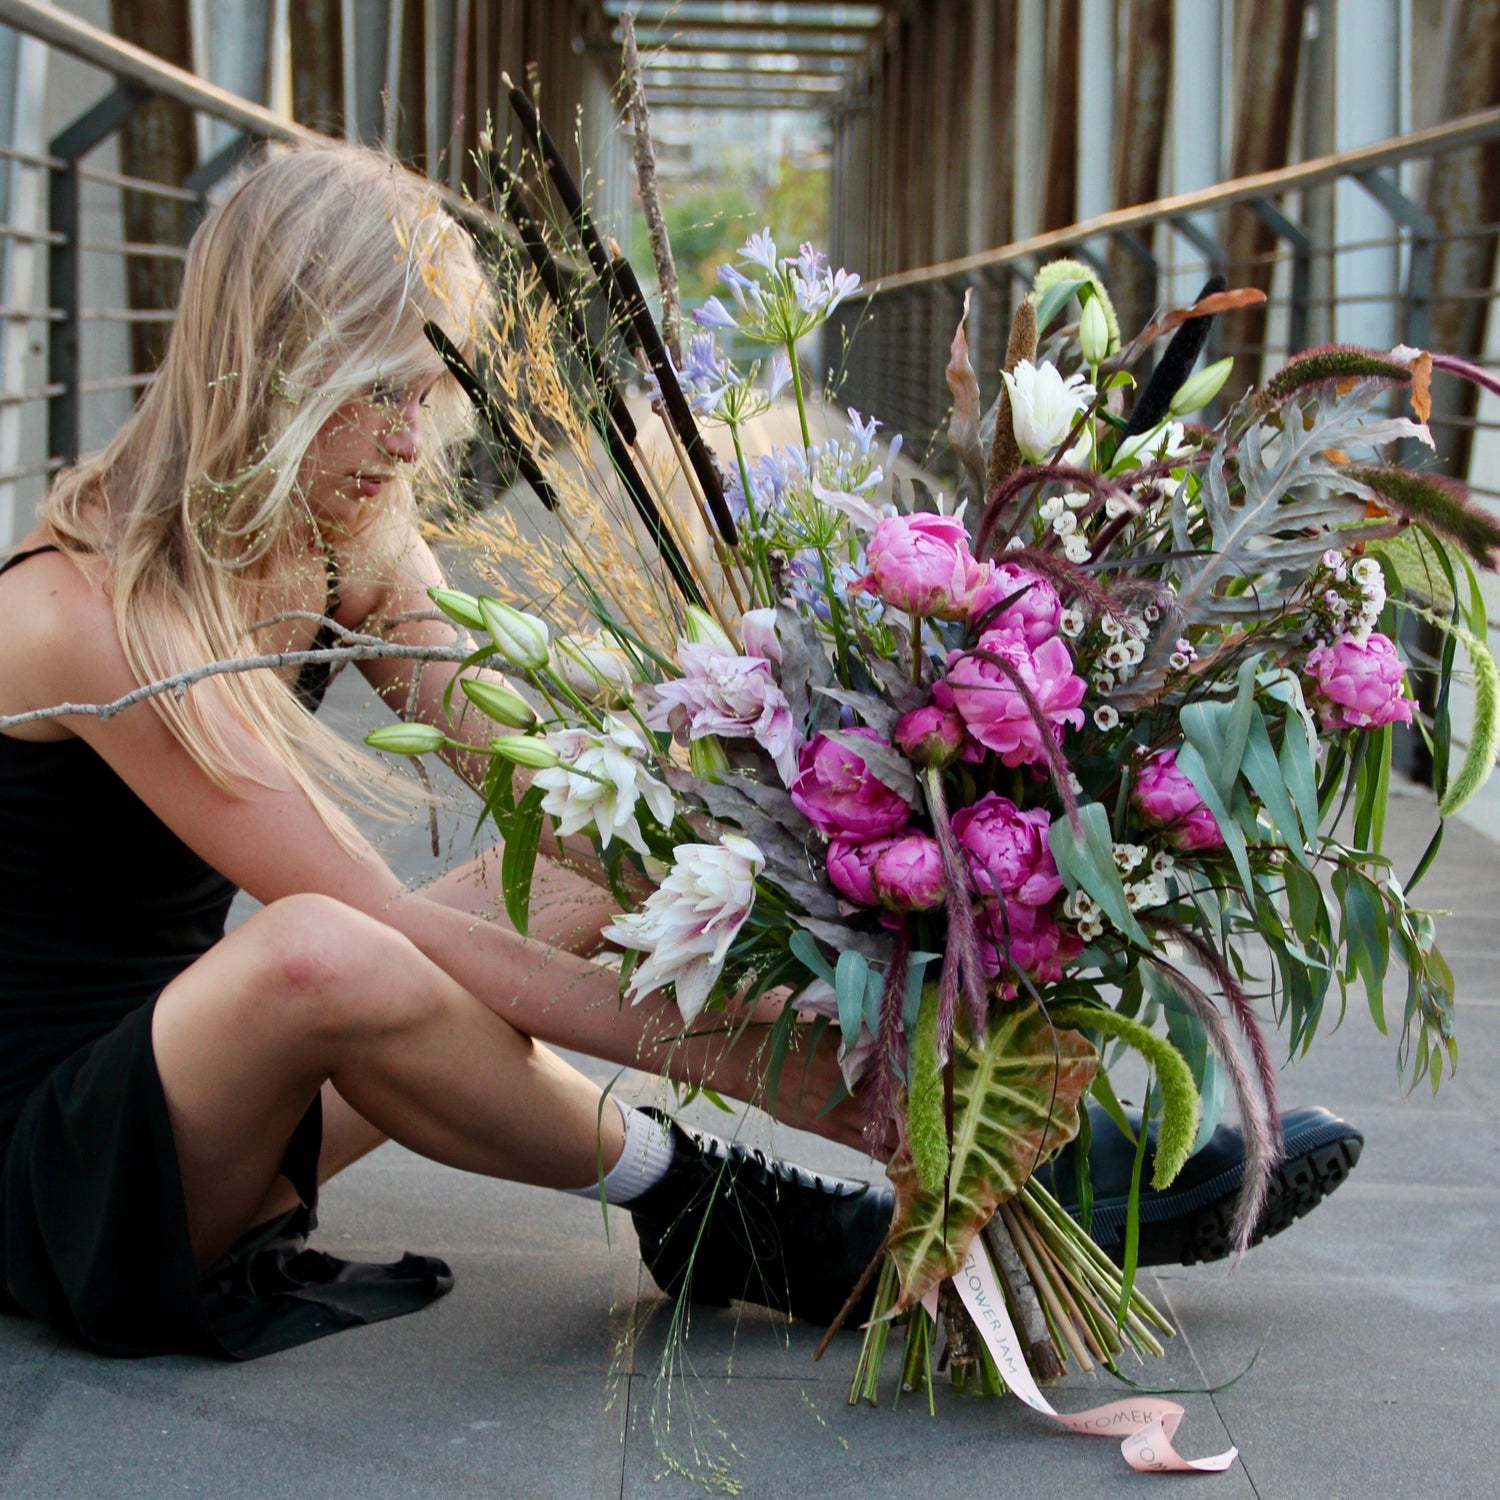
[1354,168,1436,352]
[1248,197,1313,355]
[182,131,259,240]
[47,84,145,467]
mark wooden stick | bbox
[620,14,680,366]
[1001,1204,1093,1374]
[812,1230,890,1362]
[981,1215,1063,1385]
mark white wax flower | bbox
[1002,359,1096,464]
[610,835,765,1022]
[532,716,674,856]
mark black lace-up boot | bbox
[1038,1103,1364,1266]
[627,1109,894,1328]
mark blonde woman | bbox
[0,143,892,1359]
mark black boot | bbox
[1039,1104,1364,1266]
[628,1109,893,1327]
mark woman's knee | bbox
[238,894,446,1041]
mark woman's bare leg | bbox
[152,892,626,1269]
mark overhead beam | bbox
[615,27,870,54]
[633,50,858,75]
[642,69,850,89]
[647,91,841,112]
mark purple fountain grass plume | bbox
[1344,465,1500,571]
[1142,912,1282,1139]
[922,767,988,1052]
[988,544,1119,618]
[1145,955,1277,1260]
[865,922,913,1149]
[966,645,1082,832]
[975,465,1127,559]
[1431,352,1500,403]
[1250,344,1414,419]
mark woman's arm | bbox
[27,561,860,1147]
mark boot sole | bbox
[1080,1118,1364,1267]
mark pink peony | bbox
[968,562,1062,648]
[1132,748,1223,852]
[976,900,1084,992]
[1305,631,1414,730]
[872,832,947,912]
[826,836,895,906]
[894,702,967,769]
[950,792,1063,907]
[861,512,987,620]
[790,728,913,840]
[944,626,1088,766]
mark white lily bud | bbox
[460,676,539,730]
[1169,356,1234,417]
[1079,294,1111,367]
[478,597,551,671]
[553,633,635,705]
[365,722,448,755]
[428,586,486,631]
[683,605,735,652]
[488,734,561,770]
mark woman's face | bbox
[302,375,438,528]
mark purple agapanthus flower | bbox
[739,227,779,274]
[693,296,739,331]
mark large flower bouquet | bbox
[370,78,1500,1475]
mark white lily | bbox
[610,834,765,1022]
[1002,359,1096,464]
[531,716,673,856]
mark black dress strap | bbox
[0,543,61,577]
[292,546,343,713]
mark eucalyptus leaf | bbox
[1240,706,1311,864]
[835,948,869,1052]
[1176,743,1255,898]
[813,684,902,739]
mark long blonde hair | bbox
[40,142,489,829]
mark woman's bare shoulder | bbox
[0,538,119,738]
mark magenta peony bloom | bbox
[968,562,1063,648]
[944,626,1088,766]
[950,792,1063,907]
[1305,631,1414,730]
[894,702,966,769]
[976,900,1083,992]
[826,836,895,906]
[861,512,986,620]
[1132,748,1223,852]
[790,728,913,840]
[872,832,947,912]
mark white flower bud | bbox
[1168,355,1234,417]
[478,598,551,671]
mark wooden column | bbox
[290,0,345,134]
[1426,0,1500,477]
[109,0,198,374]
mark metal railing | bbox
[827,106,1500,502]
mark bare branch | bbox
[0,642,470,731]
[620,12,681,366]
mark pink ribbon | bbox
[948,1240,1239,1474]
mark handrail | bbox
[0,0,318,147]
[861,104,1500,297]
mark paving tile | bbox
[3,1376,624,1500]
[618,1369,1253,1500]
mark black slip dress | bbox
[0,543,452,1358]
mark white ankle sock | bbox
[565,1098,676,1206]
